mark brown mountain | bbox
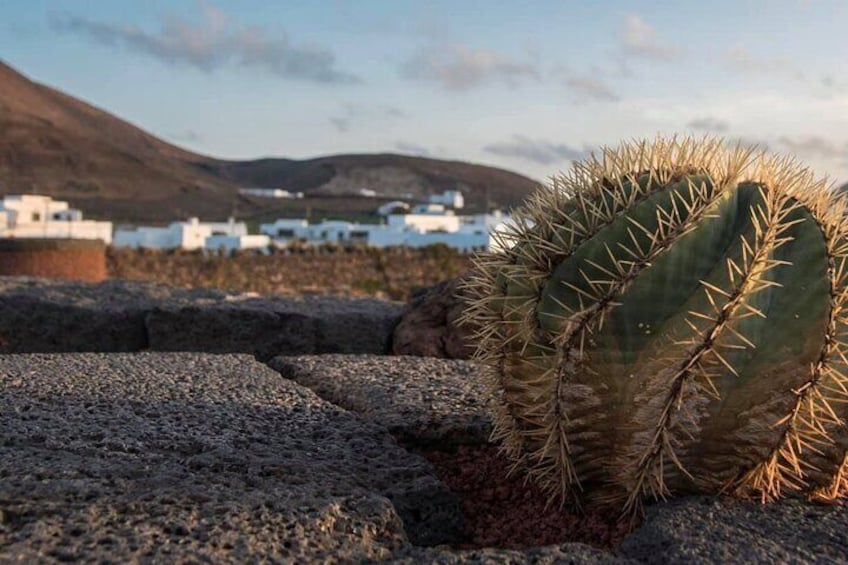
[0,60,541,224]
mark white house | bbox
[113,217,248,250]
[238,188,303,199]
[428,189,464,209]
[205,234,271,253]
[387,204,461,233]
[0,194,113,244]
[261,209,511,252]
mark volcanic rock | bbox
[392,276,476,359]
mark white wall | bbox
[113,226,174,249]
[114,218,252,250]
[205,234,271,252]
[9,221,113,244]
[387,213,460,233]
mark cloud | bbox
[483,135,592,165]
[724,45,802,79]
[777,136,848,160]
[619,14,678,60]
[686,117,730,133]
[394,141,432,157]
[329,102,405,133]
[400,43,539,90]
[50,2,359,83]
[565,75,619,102]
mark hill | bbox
[0,60,541,224]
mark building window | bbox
[350,230,369,243]
[32,212,41,222]
[277,229,295,238]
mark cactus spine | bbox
[462,137,848,518]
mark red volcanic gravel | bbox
[421,444,632,550]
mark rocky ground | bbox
[2,277,847,563]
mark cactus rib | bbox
[619,187,801,515]
[733,187,848,501]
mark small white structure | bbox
[205,234,271,253]
[358,188,378,198]
[238,188,303,199]
[113,217,248,250]
[428,189,464,209]
[0,194,112,243]
[388,204,461,233]
[376,201,410,216]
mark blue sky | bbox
[3,0,848,183]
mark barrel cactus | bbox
[461,136,848,519]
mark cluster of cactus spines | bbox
[461,136,848,519]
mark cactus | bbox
[461,137,848,519]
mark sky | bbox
[2,0,848,184]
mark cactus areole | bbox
[461,137,848,518]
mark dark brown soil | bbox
[421,444,632,550]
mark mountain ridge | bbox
[0,60,541,223]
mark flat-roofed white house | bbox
[113,217,249,250]
[387,204,461,233]
[260,209,512,252]
[205,234,271,253]
[428,189,464,209]
[0,194,113,244]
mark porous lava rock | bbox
[392,275,475,359]
[0,277,402,358]
[269,354,492,448]
[0,352,462,561]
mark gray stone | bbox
[0,277,402,358]
[269,354,493,448]
[147,294,402,361]
[0,352,463,562]
[395,543,635,563]
[0,277,205,353]
[619,495,848,564]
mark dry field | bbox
[107,245,472,301]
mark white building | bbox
[113,217,249,250]
[260,210,511,252]
[388,204,461,233]
[238,188,303,199]
[205,234,271,253]
[0,194,113,244]
[428,189,464,209]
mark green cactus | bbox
[461,137,848,519]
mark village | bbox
[0,189,515,253]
